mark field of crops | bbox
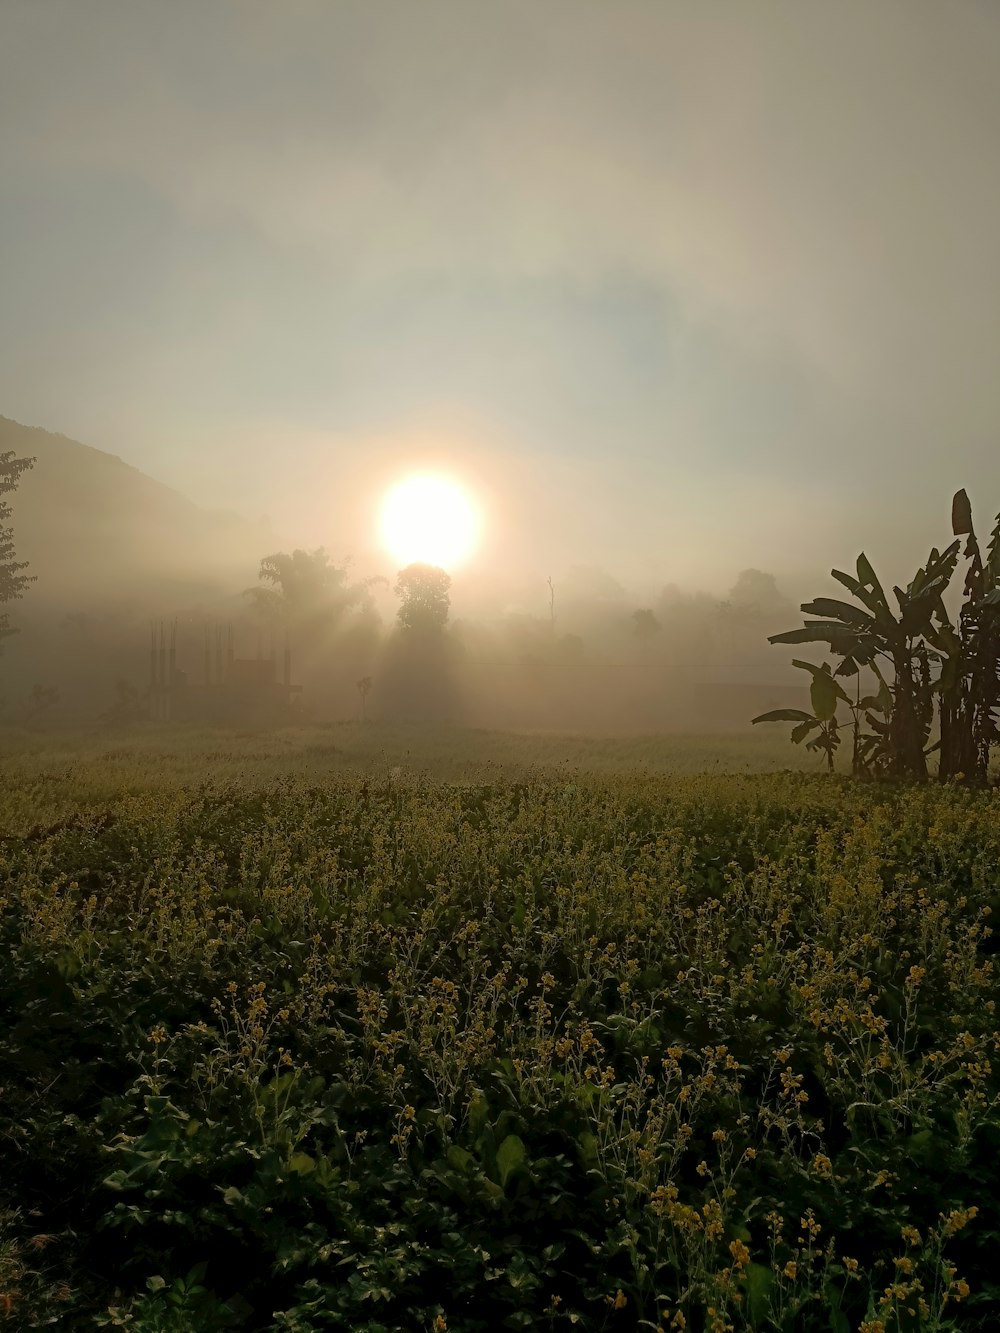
[0,723,815,829]
[1,725,998,1331]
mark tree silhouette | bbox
[631,608,661,642]
[395,563,451,633]
[727,568,789,614]
[245,548,372,627]
[0,451,35,651]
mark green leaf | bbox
[496,1134,526,1187]
[856,553,886,599]
[830,567,864,598]
[953,487,974,536]
[751,708,815,724]
[791,659,850,719]
[800,598,874,630]
[55,949,81,980]
[791,720,820,743]
[816,677,848,719]
[446,1145,473,1172]
[742,1263,774,1323]
[769,622,857,645]
[905,1129,935,1164]
[289,1152,315,1175]
[857,695,885,713]
[822,1280,851,1333]
[769,624,883,660]
[577,1131,599,1164]
[467,1089,489,1139]
[927,623,962,657]
[832,560,895,630]
[146,1276,167,1293]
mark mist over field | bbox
[1,413,821,733]
[2,1,999,720]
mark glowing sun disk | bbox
[379,475,479,569]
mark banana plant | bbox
[753,657,894,775]
[755,490,1000,785]
[752,660,849,773]
[928,489,1000,784]
[758,540,962,781]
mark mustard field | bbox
[0,726,997,1330]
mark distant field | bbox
[0,721,815,828]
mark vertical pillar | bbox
[150,623,158,720]
[158,623,166,719]
[167,621,176,722]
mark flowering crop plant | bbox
[0,736,997,1330]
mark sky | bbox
[3,0,1000,608]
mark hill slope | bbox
[1,416,272,610]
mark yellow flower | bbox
[941,1206,978,1235]
[728,1239,750,1269]
[613,1289,627,1309]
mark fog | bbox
[2,2,999,730]
[1,416,818,731]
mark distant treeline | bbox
[4,550,807,731]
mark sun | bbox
[379,474,480,570]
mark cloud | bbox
[2,0,1000,596]
[6,1,999,410]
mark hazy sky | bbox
[3,0,1000,603]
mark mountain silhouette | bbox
[0,416,271,611]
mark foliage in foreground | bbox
[1,770,998,1330]
[755,489,1000,785]
[0,449,34,650]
